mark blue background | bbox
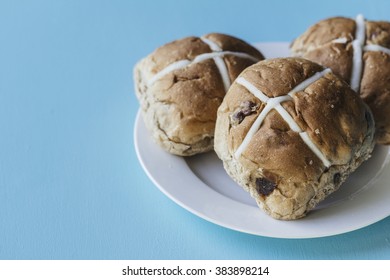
[1,0,390,259]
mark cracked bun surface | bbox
[214,57,375,220]
[291,16,390,144]
[134,33,264,156]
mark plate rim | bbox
[134,110,390,239]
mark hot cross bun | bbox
[291,15,390,144]
[134,33,264,156]
[214,57,375,220]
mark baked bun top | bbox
[134,33,264,155]
[290,15,390,144]
[142,33,264,86]
[218,57,373,182]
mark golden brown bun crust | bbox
[291,16,390,144]
[214,57,375,220]
[134,33,264,156]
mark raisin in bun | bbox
[291,15,390,144]
[134,33,264,156]
[214,57,375,220]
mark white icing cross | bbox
[200,37,232,92]
[364,44,390,55]
[147,37,260,90]
[351,14,366,92]
[332,14,390,92]
[234,68,332,168]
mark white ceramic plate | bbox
[134,42,390,238]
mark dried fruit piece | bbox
[256,177,277,196]
[333,173,341,184]
[230,101,258,125]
